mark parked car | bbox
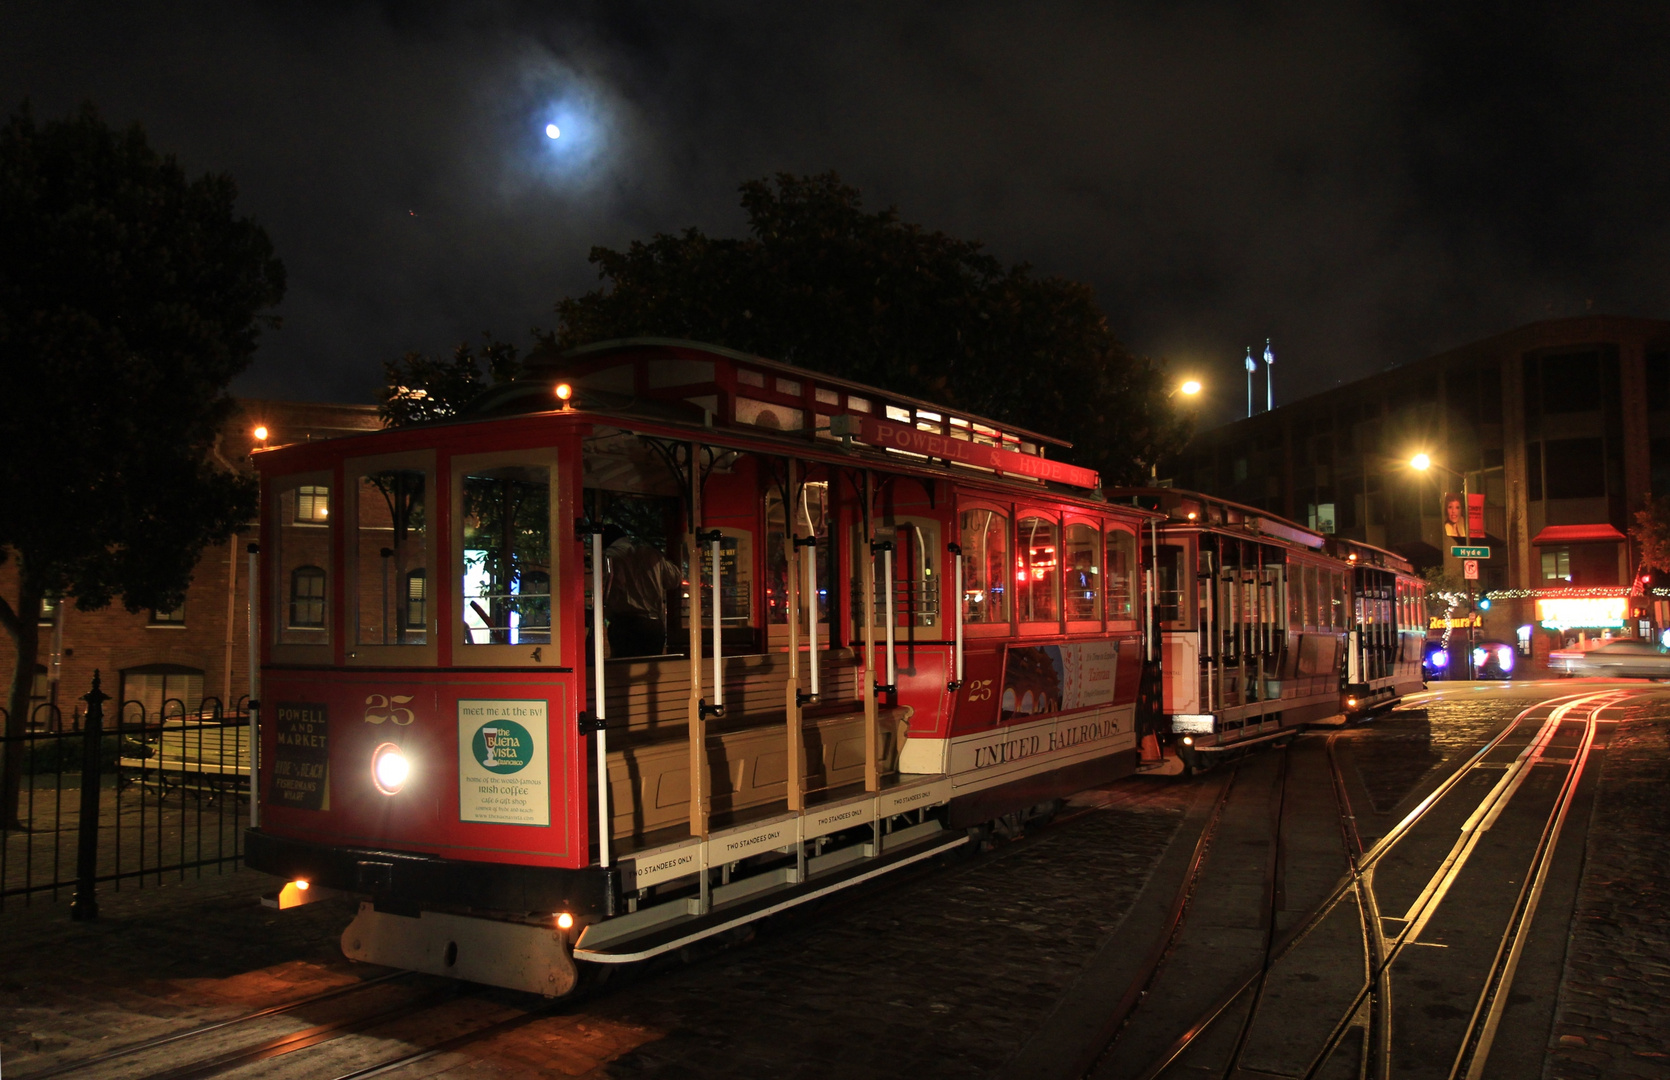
[1548,639,1670,678]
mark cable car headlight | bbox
[371,742,411,795]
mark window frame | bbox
[347,450,438,667]
[955,498,1014,638]
[1104,524,1141,627]
[1014,507,1064,634]
[1061,514,1103,632]
[269,469,336,666]
[451,448,563,667]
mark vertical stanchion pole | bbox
[949,542,964,689]
[685,444,710,910]
[710,534,723,711]
[592,530,610,868]
[862,472,880,798]
[783,460,804,818]
[804,507,820,699]
[246,542,260,829]
[71,672,109,921]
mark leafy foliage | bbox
[553,173,1190,484]
[380,338,521,427]
[0,101,282,825]
[1631,492,1670,577]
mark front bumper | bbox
[245,830,618,916]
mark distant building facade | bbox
[3,399,380,725]
[1164,317,1670,664]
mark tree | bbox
[552,173,1190,484]
[0,102,284,829]
[1631,492,1670,578]
[380,338,521,427]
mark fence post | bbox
[71,671,110,921]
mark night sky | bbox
[5,2,1668,426]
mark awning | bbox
[1532,524,1626,545]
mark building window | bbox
[1542,548,1571,582]
[121,665,205,719]
[290,565,327,628]
[1544,438,1607,499]
[150,604,186,626]
[38,594,59,626]
[404,568,427,630]
[295,484,330,523]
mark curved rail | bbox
[1116,688,1630,1080]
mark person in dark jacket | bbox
[602,523,683,657]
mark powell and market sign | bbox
[832,414,1101,490]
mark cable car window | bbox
[1106,529,1136,619]
[959,508,1010,624]
[356,468,428,646]
[766,481,831,627]
[276,479,331,646]
[461,464,551,646]
[1304,564,1321,629]
[683,528,755,630]
[853,515,941,630]
[1331,571,1346,630]
[1016,516,1060,623]
[1064,523,1101,621]
[1155,543,1188,624]
[290,566,326,629]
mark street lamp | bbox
[1150,378,1204,479]
[1410,452,1481,677]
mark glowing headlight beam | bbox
[545,123,561,139]
[372,742,410,795]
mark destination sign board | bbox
[1451,546,1490,559]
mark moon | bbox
[545,123,561,139]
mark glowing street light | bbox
[545,124,561,139]
[1179,379,1202,396]
[1410,452,1431,471]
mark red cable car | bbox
[246,339,1166,994]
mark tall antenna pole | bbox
[1244,347,1256,418]
[1264,338,1275,412]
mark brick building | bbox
[3,399,379,725]
[1164,317,1670,663]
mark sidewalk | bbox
[1545,710,1670,1079]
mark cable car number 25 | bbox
[364,694,417,725]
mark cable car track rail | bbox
[12,971,413,1080]
[1093,687,1643,1080]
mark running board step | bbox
[574,828,967,964]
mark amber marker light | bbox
[253,425,269,443]
[293,879,310,891]
[556,912,575,930]
[555,383,573,409]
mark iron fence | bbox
[0,671,249,916]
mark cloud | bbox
[2,1,1666,420]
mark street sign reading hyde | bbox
[1451,546,1490,559]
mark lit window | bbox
[404,568,428,630]
[1541,548,1571,582]
[846,396,871,413]
[295,485,330,523]
[960,509,1010,624]
[885,405,911,423]
[38,594,59,627]
[1106,530,1136,618]
[290,566,326,628]
[1017,516,1060,623]
[736,368,766,388]
[1064,523,1101,620]
[776,376,801,395]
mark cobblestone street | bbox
[2,682,1667,1079]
